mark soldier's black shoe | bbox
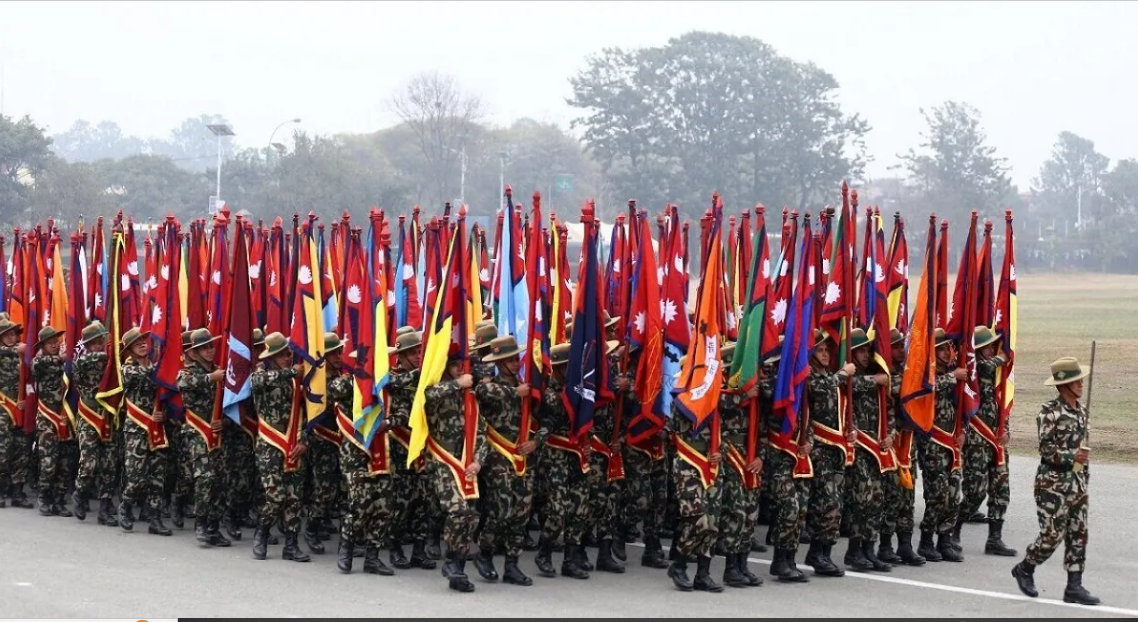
[303,521,324,554]
[641,536,669,569]
[97,499,118,527]
[776,548,809,583]
[282,533,311,563]
[149,516,173,536]
[363,545,394,575]
[226,514,242,541]
[808,541,844,577]
[252,528,268,560]
[448,574,476,593]
[596,539,625,573]
[1011,560,1037,597]
[937,532,963,562]
[52,502,72,518]
[118,501,134,531]
[560,549,590,580]
[535,542,557,577]
[425,534,442,560]
[862,538,892,572]
[574,544,594,572]
[918,530,942,562]
[170,501,184,529]
[10,487,34,509]
[769,547,789,577]
[522,532,538,551]
[503,556,532,586]
[693,555,724,592]
[208,519,231,547]
[844,538,874,572]
[195,517,212,544]
[897,531,925,566]
[612,527,628,562]
[750,534,768,553]
[390,544,411,569]
[442,551,467,581]
[985,520,1017,556]
[736,553,762,586]
[71,491,88,521]
[804,540,821,567]
[967,510,987,523]
[722,553,749,588]
[474,548,499,581]
[950,520,963,551]
[668,555,694,591]
[627,525,642,540]
[37,495,53,516]
[410,540,436,570]
[877,533,903,565]
[337,540,354,573]
[1063,571,1100,605]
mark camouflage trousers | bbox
[1025,469,1088,572]
[620,447,668,540]
[36,414,78,502]
[75,419,117,501]
[9,427,32,488]
[183,428,225,522]
[806,444,846,545]
[959,434,1010,523]
[768,450,810,549]
[165,422,193,503]
[918,441,960,535]
[120,423,168,513]
[305,436,342,520]
[477,451,533,557]
[338,441,393,546]
[541,448,590,547]
[848,449,886,541]
[882,459,918,537]
[0,413,11,490]
[389,438,434,543]
[427,455,479,557]
[672,457,722,559]
[718,457,760,555]
[256,442,305,534]
[586,447,622,542]
[222,424,256,518]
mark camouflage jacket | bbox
[0,345,20,400]
[33,354,65,411]
[759,369,778,441]
[122,359,157,412]
[327,371,353,417]
[424,377,487,463]
[975,356,1006,429]
[74,350,108,407]
[719,389,752,448]
[1036,396,1088,478]
[474,376,548,447]
[472,359,496,384]
[807,366,847,430]
[387,368,419,429]
[850,372,881,433]
[890,370,906,432]
[251,365,299,436]
[177,360,218,420]
[538,377,571,437]
[668,400,719,454]
[933,367,958,432]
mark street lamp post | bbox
[267,117,301,163]
[446,145,467,206]
[206,123,235,214]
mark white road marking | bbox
[14,582,32,587]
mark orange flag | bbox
[900,214,938,433]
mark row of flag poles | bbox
[0,186,1016,490]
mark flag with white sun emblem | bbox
[627,209,664,443]
[658,204,689,419]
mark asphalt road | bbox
[1,453,1135,618]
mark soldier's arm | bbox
[473,406,489,465]
[1037,405,1076,470]
[424,379,460,409]
[719,390,745,411]
[473,378,506,410]
[850,374,877,392]
[178,368,210,393]
[121,363,147,395]
[935,372,957,393]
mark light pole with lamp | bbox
[446,145,467,206]
[206,123,235,214]
[267,117,301,163]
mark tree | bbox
[390,72,485,210]
[51,120,145,162]
[89,154,211,221]
[1031,132,1110,228]
[149,114,233,173]
[27,159,113,227]
[0,114,55,226]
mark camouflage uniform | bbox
[165,416,194,517]
[718,390,759,557]
[120,358,167,515]
[764,372,809,551]
[0,344,20,501]
[1024,397,1089,571]
[585,399,622,556]
[960,356,1010,523]
[619,395,669,559]
[918,370,960,537]
[668,406,722,561]
[387,369,435,553]
[306,409,343,535]
[330,372,391,549]
[424,376,487,559]
[177,360,225,526]
[806,367,848,545]
[74,349,117,504]
[536,378,590,558]
[848,373,885,543]
[34,353,76,512]
[881,369,916,539]
[251,365,305,535]
[222,413,257,530]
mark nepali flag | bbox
[88,217,107,323]
[772,213,817,435]
[318,224,338,333]
[289,214,328,423]
[976,219,995,328]
[900,216,939,433]
[886,213,909,333]
[564,201,612,440]
[627,209,665,443]
[96,229,133,418]
[948,211,981,423]
[658,204,690,419]
[993,210,1017,463]
[222,230,255,424]
[63,232,87,429]
[342,231,383,444]
[394,216,423,329]
[153,217,185,422]
[206,214,230,344]
[521,193,550,426]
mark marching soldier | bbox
[250,332,310,562]
[879,328,925,566]
[844,328,892,572]
[470,321,498,383]
[72,321,118,525]
[472,335,546,586]
[119,327,172,536]
[177,328,229,547]
[223,328,260,542]
[917,328,967,562]
[33,326,75,517]
[0,315,32,508]
[1012,356,1099,606]
[166,329,196,529]
[583,339,626,575]
[304,334,346,554]
[956,326,1015,556]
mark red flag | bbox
[152,216,185,437]
[206,214,230,345]
[88,218,106,323]
[95,228,134,418]
[141,235,159,335]
[886,213,909,333]
[948,212,981,427]
[627,209,664,443]
[975,219,995,328]
[993,210,1016,467]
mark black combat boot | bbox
[722,552,749,588]
[10,485,34,509]
[693,555,724,592]
[389,541,411,569]
[51,492,72,517]
[502,556,532,586]
[149,514,172,536]
[805,539,822,567]
[363,545,394,575]
[596,539,625,573]
[736,552,763,586]
[877,532,903,564]
[967,510,987,523]
[522,532,538,551]
[950,519,964,551]
[337,539,354,573]
[282,532,311,562]
[473,547,498,581]
[780,548,809,582]
[574,543,594,572]
[937,531,963,562]
[226,513,242,541]
[410,540,436,570]
[1011,560,1037,597]
[170,499,184,529]
[424,532,442,560]
[918,529,942,562]
[252,527,269,560]
[641,535,669,568]
[534,539,556,577]
[560,546,590,579]
[862,537,892,571]
[442,549,467,580]
[208,518,231,547]
[611,526,628,562]
[897,530,926,566]
[668,554,693,591]
[71,490,88,521]
[118,500,134,532]
[194,516,211,544]
[37,492,53,516]
[985,520,1017,556]
[303,520,324,554]
[97,499,118,527]
[769,547,789,577]
[844,537,874,572]
[750,534,768,553]
[1063,571,1100,605]
[808,541,843,577]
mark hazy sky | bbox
[2,1,1134,188]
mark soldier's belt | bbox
[768,429,813,479]
[335,405,389,476]
[674,432,718,490]
[37,401,72,442]
[545,434,589,473]
[855,430,897,473]
[968,416,1006,467]
[929,425,962,471]
[125,399,169,451]
[725,442,759,489]
[77,399,113,442]
[486,424,527,477]
[588,434,625,482]
[626,436,665,461]
[185,408,220,452]
[811,420,850,465]
[258,417,302,473]
[426,435,479,500]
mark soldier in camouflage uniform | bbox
[470,321,497,383]
[250,332,310,562]
[177,328,230,547]
[0,316,32,508]
[582,341,626,575]
[762,346,809,583]
[385,328,436,570]
[423,353,486,593]
[1011,356,1099,606]
[471,335,547,586]
[534,343,591,580]
[72,321,119,525]
[843,328,893,572]
[916,328,967,562]
[33,326,75,517]
[221,329,262,542]
[164,329,196,530]
[303,333,346,554]
[716,344,763,588]
[800,331,855,579]
[879,328,925,566]
[331,347,394,576]
[118,328,172,536]
[955,326,1015,557]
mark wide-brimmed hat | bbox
[324,333,344,354]
[934,327,953,349]
[185,328,220,351]
[0,316,22,338]
[890,327,905,345]
[814,328,832,348]
[258,332,290,360]
[550,343,570,366]
[121,327,150,353]
[81,320,109,345]
[253,328,265,346]
[469,323,498,351]
[850,327,872,351]
[388,330,422,355]
[482,336,522,363]
[606,339,620,356]
[181,330,193,348]
[604,312,620,329]
[1044,356,1090,386]
[35,326,63,351]
[396,325,416,336]
[721,342,736,365]
[973,325,1000,350]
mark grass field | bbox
[1005,272,1138,462]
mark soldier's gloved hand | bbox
[515,383,530,398]
[464,460,481,477]
[518,440,537,455]
[1075,447,1090,464]
[457,374,474,389]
